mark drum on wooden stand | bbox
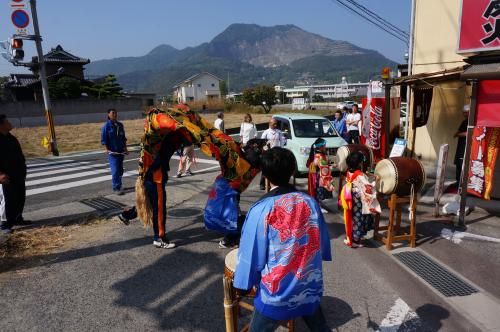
[223,249,294,332]
[374,157,426,197]
[336,144,375,172]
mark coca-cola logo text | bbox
[369,105,383,150]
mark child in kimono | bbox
[339,151,380,248]
[306,138,335,204]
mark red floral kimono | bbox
[339,170,380,247]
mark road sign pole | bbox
[29,0,59,156]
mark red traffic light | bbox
[11,38,23,49]
[381,67,391,80]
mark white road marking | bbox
[26,170,139,196]
[26,169,112,186]
[441,228,500,244]
[376,298,420,332]
[27,159,76,168]
[26,159,220,196]
[170,155,220,165]
[27,158,139,179]
[27,161,91,173]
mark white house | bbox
[173,72,222,103]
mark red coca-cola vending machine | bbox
[360,96,401,160]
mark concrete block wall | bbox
[0,98,144,127]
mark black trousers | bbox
[456,158,464,184]
[348,130,360,144]
[2,179,26,227]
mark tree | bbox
[241,85,276,113]
[48,77,81,99]
[312,94,325,102]
[219,80,228,97]
[99,74,123,98]
[84,75,124,99]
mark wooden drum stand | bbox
[223,276,295,332]
[373,193,418,250]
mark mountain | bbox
[86,24,397,94]
[85,44,180,77]
[204,23,366,67]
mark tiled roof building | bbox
[3,45,91,101]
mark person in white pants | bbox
[176,143,195,177]
[0,185,6,224]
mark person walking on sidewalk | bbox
[234,147,332,331]
[101,109,128,195]
[176,142,195,178]
[0,114,30,234]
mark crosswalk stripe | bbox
[26,170,139,196]
[27,158,139,179]
[170,155,220,165]
[27,159,76,168]
[26,168,111,186]
[25,158,221,196]
[27,161,91,173]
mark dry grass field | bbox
[13,112,274,158]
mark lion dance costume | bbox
[136,105,263,246]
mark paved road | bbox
[1,148,487,331]
[24,147,219,213]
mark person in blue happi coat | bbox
[234,147,332,332]
[101,109,128,195]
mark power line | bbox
[344,0,409,39]
[331,0,409,44]
[330,0,409,46]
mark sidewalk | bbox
[314,177,500,332]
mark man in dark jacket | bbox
[0,114,29,233]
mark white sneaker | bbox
[320,207,329,214]
[153,239,176,249]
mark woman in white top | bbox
[239,113,257,146]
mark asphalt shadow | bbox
[321,296,361,329]
[0,235,151,273]
[111,247,226,331]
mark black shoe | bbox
[14,218,31,226]
[176,173,182,178]
[1,225,12,234]
[118,214,130,225]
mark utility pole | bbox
[30,0,59,156]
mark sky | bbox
[0,0,411,76]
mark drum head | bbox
[336,146,350,172]
[374,159,397,194]
[225,248,239,273]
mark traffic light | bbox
[381,67,391,80]
[10,38,24,60]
